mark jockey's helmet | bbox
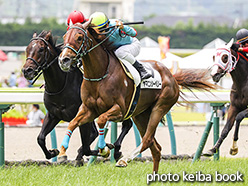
[236,28,248,44]
[89,12,109,29]
[67,10,86,26]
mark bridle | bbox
[62,26,117,81]
[26,37,58,85]
[213,48,238,74]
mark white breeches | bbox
[114,38,141,65]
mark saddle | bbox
[118,58,162,120]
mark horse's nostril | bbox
[26,67,33,73]
[22,67,34,78]
[62,57,71,64]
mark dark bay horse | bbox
[22,30,133,162]
[205,39,248,156]
[22,30,98,163]
[58,21,216,172]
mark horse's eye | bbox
[78,36,83,42]
[221,54,228,63]
[39,47,44,53]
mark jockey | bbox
[89,12,152,80]
[236,28,248,52]
[66,10,87,30]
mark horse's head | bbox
[23,31,58,80]
[210,38,237,83]
[59,21,93,72]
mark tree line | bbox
[1,17,248,48]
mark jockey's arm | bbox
[122,25,137,37]
[239,47,248,52]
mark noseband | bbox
[63,26,92,61]
[26,37,58,84]
[213,48,238,73]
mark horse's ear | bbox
[69,19,73,27]
[82,19,92,29]
[33,32,37,38]
[45,31,51,41]
[226,38,234,48]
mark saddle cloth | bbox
[119,59,162,89]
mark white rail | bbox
[0,88,230,104]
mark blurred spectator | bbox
[1,78,9,87]
[8,72,17,87]
[221,103,229,121]
[27,80,33,87]
[26,104,45,127]
[17,73,28,87]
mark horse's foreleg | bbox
[116,142,143,167]
[116,109,150,168]
[204,105,238,156]
[37,113,60,159]
[58,105,92,161]
[97,104,123,157]
[76,121,99,161]
[230,108,248,155]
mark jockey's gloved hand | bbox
[115,20,124,30]
[231,43,240,52]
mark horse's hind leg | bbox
[149,137,161,173]
[230,108,248,155]
[114,119,133,161]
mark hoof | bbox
[49,149,60,158]
[116,159,128,168]
[72,159,84,167]
[106,143,115,150]
[114,152,123,161]
[99,146,110,158]
[202,149,215,157]
[230,148,238,156]
[58,155,68,163]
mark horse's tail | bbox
[173,69,218,103]
[173,69,217,91]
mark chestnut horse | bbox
[58,21,216,172]
[22,30,133,163]
[205,39,248,156]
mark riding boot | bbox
[133,61,152,80]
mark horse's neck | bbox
[231,58,248,88]
[43,56,67,93]
[83,39,110,79]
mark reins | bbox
[27,36,69,95]
[44,72,69,96]
[63,26,118,82]
[237,52,248,62]
[28,56,58,85]
[27,37,58,85]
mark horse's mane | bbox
[38,30,62,54]
[88,27,117,54]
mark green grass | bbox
[0,158,246,186]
